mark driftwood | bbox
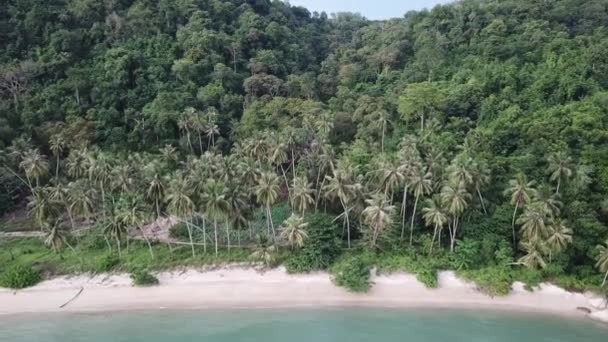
[59,286,84,308]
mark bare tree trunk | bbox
[429,222,438,255]
[340,198,351,248]
[139,226,155,259]
[202,216,207,253]
[511,202,519,250]
[400,185,408,240]
[280,165,291,201]
[186,220,195,257]
[268,207,277,244]
[214,219,219,256]
[477,188,487,215]
[409,192,420,246]
[225,218,231,253]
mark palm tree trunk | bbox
[186,220,196,257]
[556,177,561,194]
[214,219,219,256]
[511,202,519,250]
[430,222,438,255]
[450,216,458,253]
[268,206,277,244]
[104,235,112,253]
[381,122,385,153]
[291,148,296,179]
[280,165,291,201]
[400,185,408,240]
[248,221,253,239]
[116,236,122,259]
[225,218,231,253]
[197,133,203,154]
[139,226,154,259]
[409,192,420,246]
[602,270,608,287]
[55,155,60,179]
[477,187,487,215]
[340,198,351,249]
[202,216,207,253]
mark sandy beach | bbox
[1,267,607,322]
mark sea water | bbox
[0,308,605,341]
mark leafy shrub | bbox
[416,266,438,288]
[0,264,41,289]
[285,213,341,273]
[330,253,374,292]
[169,223,190,240]
[95,254,120,273]
[130,269,159,287]
[513,268,543,291]
[450,239,481,270]
[459,266,513,296]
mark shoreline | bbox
[1,267,607,323]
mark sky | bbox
[287,0,454,20]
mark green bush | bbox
[95,254,120,273]
[130,269,159,287]
[330,253,374,292]
[0,264,42,289]
[459,266,513,296]
[285,213,341,273]
[416,266,438,288]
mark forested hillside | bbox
[2,0,608,292]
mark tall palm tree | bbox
[505,173,537,247]
[516,202,549,243]
[323,162,358,248]
[291,176,314,216]
[545,218,572,262]
[362,194,395,249]
[397,138,420,240]
[255,172,281,243]
[67,180,96,225]
[372,157,404,199]
[470,160,490,215]
[27,187,57,230]
[166,173,196,257]
[103,211,127,258]
[374,109,391,153]
[49,134,66,179]
[408,165,433,245]
[447,157,473,187]
[280,214,309,249]
[111,164,134,193]
[144,166,165,220]
[270,140,291,199]
[203,179,229,255]
[595,240,608,287]
[88,151,112,219]
[440,180,471,252]
[250,234,276,266]
[547,151,574,194]
[19,148,49,189]
[422,197,448,254]
[116,195,154,258]
[518,239,547,269]
[66,148,89,180]
[535,185,562,218]
[44,222,67,254]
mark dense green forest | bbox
[1,0,608,292]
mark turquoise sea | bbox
[0,308,605,341]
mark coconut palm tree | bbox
[67,180,96,225]
[323,161,359,248]
[144,164,165,220]
[470,160,490,215]
[547,151,574,194]
[545,218,572,262]
[535,185,562,218]
[166,173,196,257]
[371,157,404,199]
[362,194,395,249]
[280,214,309,249]
[103,211,127,258]
[440,180,471,252]
[374,109,391,153]
[422,197,448,254]
[250,234,276,266]
[291,176,314,216]
[255,172,281,243]
[447,157,473,187]
[49,134,66,179]
[88,151,112,219]
[270,139,291,199]
[27,187,57,230]
[202,179,229,255]
[116,195,154,258]
[595,240,608,287]
[66,148,89,180]
[19,148,48,189]
[505,173,537,247]
[408,165,433,245]
[516,202,549,243]
[518,239,547,269]
[111,164,134,193]
[44,222,67,253]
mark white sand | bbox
[0,267,606,322]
